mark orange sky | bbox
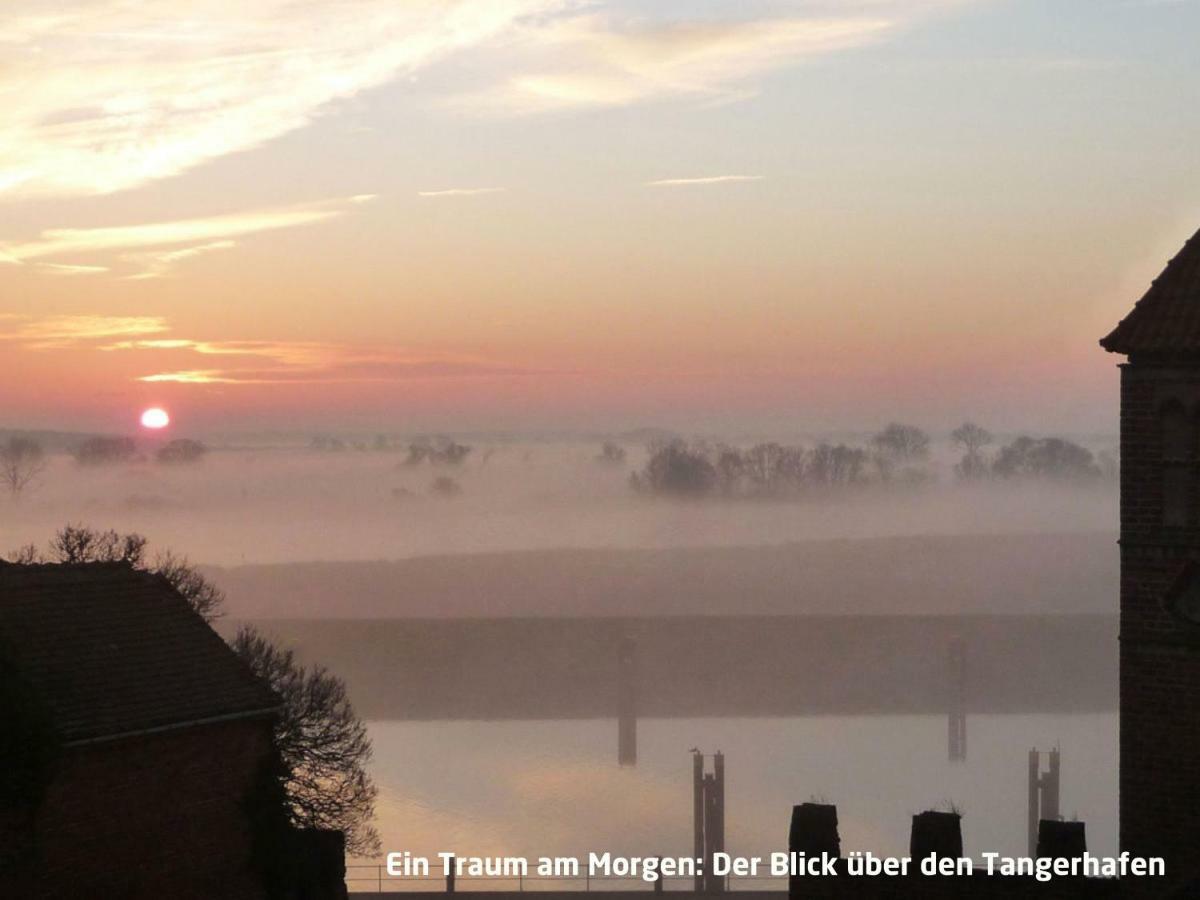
[2,0,1199,435]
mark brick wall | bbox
[0,717,273,899]
[1119,361,1200,888]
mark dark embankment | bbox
[208,531,1117,619]
[228,614,1117,720]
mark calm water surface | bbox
[355,714,1117,888]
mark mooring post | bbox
[1027,749,1040,856]
[1044,748,1061,821]
[712,752,726,893]
[947,637,967,761]
[1028,748,1064,855]
[618,634,637,765]
[693,751,704,892]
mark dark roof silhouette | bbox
[1101,226,1200,355]
[0,561,278,743]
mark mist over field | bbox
[0,434,1113,588]
[0,431,1118,616]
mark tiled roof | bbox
[0,562,278,743]
[1101,226,1200,355]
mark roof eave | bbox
[62,703,282,748]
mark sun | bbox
[140,407,170,430]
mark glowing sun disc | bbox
[140,407,170,429]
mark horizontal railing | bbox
[346,867,787,894]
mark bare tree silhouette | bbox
[232,626,380,856]
[21,525,221,621]
[0,438,46,499]
[951,422,994,481]
[871,423,931,483]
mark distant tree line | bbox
[70,436,207,467]
[948,423,1112,483]
[0,436,210,499]
[1,435,201,501]
[0,423,1116,507]
[402,437,472,467]
[309,434,475,466]
[630,438,869,498]
[310,435,387,453]
[155,438,207,465]
[991,436,1107,481]
[630,423,1114,499]
[308,434,477,499]
[72,436,139,465]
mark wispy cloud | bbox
[446,4,961,114]
[35,262,110,275]
[0,1,564,198]
[648,175,764,187]
[103,335,549,384]
[102,338,334,367]
[1,315,168,349]
[122,240,236,280]
[137,359,542,384]
[417,187,507,197]
[0,196,369,277]
[0,2,967,198]
[5,312,551,383]
[2,198,359,262]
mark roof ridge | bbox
[0,559,136,571]
[1101,225,1200,356]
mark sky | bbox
[1,0,1199,436]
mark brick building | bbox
[1101,224,1200,890]
[0,561,281,899]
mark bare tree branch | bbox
[0,438,46,500]
[34,526,222,622]
[232,626,379,856]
